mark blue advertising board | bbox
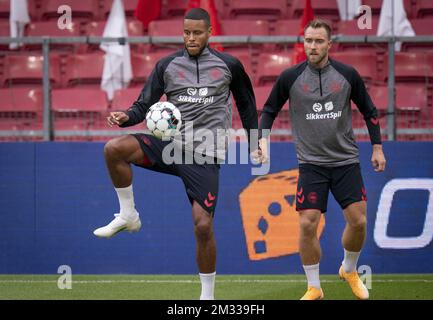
[0,142,432,274]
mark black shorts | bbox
[132,133,220,216]
[296,163,367,213]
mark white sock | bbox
[303,263,321,289]
[199,272,216,300]
[115,185,138,222]
[342,249,361,273]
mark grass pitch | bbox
[1,274,432,300]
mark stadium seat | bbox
[227,0,288,20]
[367,85,389,112]
[336,17,387,53]
[147,19,184,51]
[414,0,433,18]
[254,86,273,109]
[2,54,61,87]
[365,83,428,112]
[220,19,271,52]
[401,18,433,51]
[40,0,99,22]
[63,53,105,87]
[361,0,412,17]
[52,88,108,135]
[0,87,43,113]
[0,87,43,135]
[26,21,82,52]
[383,52,433,83]
[221,19,270,36]
[131,51,168,85]
[102,0,139,19]
[111,87,142,109]
[290,0,339,21]
[256,52,294,86]
[160,0,188,19]
[0,0,9,19]
[225,50,255,82]
[273,19,301,36]
[331,51,379,84]
[84,20,145,52]
[148,19,183,36]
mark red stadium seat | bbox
[147,19,184,51]
[84,20,145,52]
[225,50,255,82]
[414,0,433,18]
[254,86,273,109]
[273,19,301,36]
[220,19,271,52]
[131,51,168,85]
[227,0,288,20]
[336,17,387,53]
[0,0,9,19]
[290,0,339,21]
[0,87,43,134]
[331,51,379,84]
[52,88,108,133]
[367,85,389,112]
[102,0,139,19]
[361,0,412,17]
[26,21,82,51]
[63,53,105,87]
[383,52,433,83]
[40,0,99,21]
[161,0,188,19]
[366,83,428,112]
[221,19,270,36]
[401,18,433,51]
[111,87,142,109]
[2,54,61,87]
[0,87,43,113]
[256,52,294,86]
[148,19,183,36]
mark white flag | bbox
[100,0,133,100]
[9,0,30,50]
[337,0,361,21]
[377,0,415,51]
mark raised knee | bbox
[104,139,124,158]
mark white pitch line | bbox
[0,279,433,284]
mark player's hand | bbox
[371,144,386,172]
[251,138,269,164]
[107,112,129,127]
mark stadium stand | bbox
[0,0,431,142]
[226,0,288,20]
[256,52,294,86]
[0,87,43,139]
[40,0,99,22]
[2,54,62,87]
[63,53,105,87]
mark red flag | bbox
[187,0,224,51]
[134,0,161,29]
[293,0,314,64]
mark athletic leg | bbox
[94,135,148,238]
[192,201,216,300]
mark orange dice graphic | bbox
[239,169,325,261]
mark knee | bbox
[194,218,213,242]
[104,138,125,159]
[348,215,367,231]
[299,217,320,238]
